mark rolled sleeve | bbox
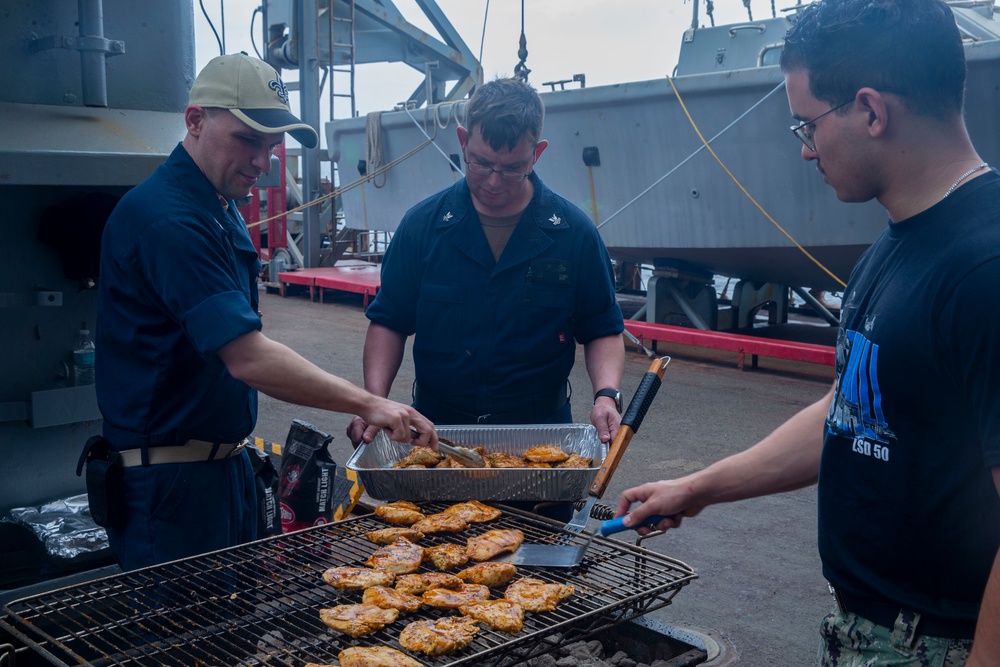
[184,290,263,356]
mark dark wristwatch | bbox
[594,388,622,413]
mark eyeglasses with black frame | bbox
[790,99,854,152]
[463,158,533,183]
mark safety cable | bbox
[402,104,465,174]
[597,81,785,230]
[479,0,491,65]
[665,76,847,288]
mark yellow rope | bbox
[666,76,847,289]
[246,137,433,229]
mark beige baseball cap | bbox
[189,53,319,149]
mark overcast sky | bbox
[194,0,787,133]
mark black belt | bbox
[412,382,569,424]
[829,584,976,639]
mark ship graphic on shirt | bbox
[827,325,896,451]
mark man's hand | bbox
[590,399,621,444]
[614,479,703,535]
[354,398,437,448]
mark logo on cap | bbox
[269,78,289,105]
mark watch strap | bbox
[594,387,622,413]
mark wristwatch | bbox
[594,388,622,413]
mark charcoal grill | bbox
[1,502,696,667]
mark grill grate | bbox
[3,502,696,667]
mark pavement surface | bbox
[254,286,838,666]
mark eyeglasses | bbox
[790,99,853,152]
[463,158,533,182]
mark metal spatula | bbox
[505,514,671,567]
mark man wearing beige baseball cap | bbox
[89,53,437,571]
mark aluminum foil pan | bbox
[346,424,607,501]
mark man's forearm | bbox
[362,323,407,397]
[583,333,625,393]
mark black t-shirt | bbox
[820,170,1000,629]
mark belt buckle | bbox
[227,438,249,458]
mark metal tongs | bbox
[436,437,486,467]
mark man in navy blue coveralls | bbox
[348,78,626,482]
[95,54,436,571]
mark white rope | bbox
[365,111,387,188]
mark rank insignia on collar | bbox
[548,214,562,225]
[443,212,453,222]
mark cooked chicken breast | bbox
[459,598,524,634]
[421,583,490,609]
[374,501,425,526]
[318,604,398,637]
[398,616,480,656]
[365,537,424,574]
[392,448,443,468]
[361,585,423,613]
[555,453,594,468]
[365,527,425,545]
[322,566,395,590]
[484,452,527,468]
[466,529,524,561]
[523,445,570,463]
[504,577,575,612]
[412,512,468,534]
[338,646,423,667]
[524,461,551,468]
[395,572,463,595]
[425,543,470,571]
[455,562,518,588]
[442,500,502,523]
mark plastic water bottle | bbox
[73,327,96,386]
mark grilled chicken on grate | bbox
[398,615,481,656]
[411,512,469,534]
[424,543,470,571]
[441,500,502,523]
[318,604,399,637]
[362,585,424,613]
[421,583,490,609]
[466,528,524,561]
[395,572,463,595]
[459,598,525,634]
[338,646,424,667]
[365,527,425,545]
[374,501,425,525]
[366,537,425,574]
[504,577,575,612]
[456,562,518,587]
[322,566,395,590]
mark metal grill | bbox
[2,503,696,667]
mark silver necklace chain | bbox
[942,162,989,200]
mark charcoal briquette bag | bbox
[277,419,337,532]
[247,446,282,537]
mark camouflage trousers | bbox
[818,609,973,666]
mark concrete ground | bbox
[254,286,837,666]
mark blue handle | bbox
[599,514,673,536]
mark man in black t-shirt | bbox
[613,1,1000,665]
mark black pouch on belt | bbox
[76,435,125,529]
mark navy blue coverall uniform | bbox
[96,144,261,570]
[366,171,624,425]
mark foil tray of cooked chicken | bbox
[346,424,607,501]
